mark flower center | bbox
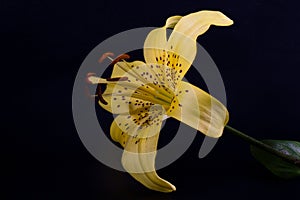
[120,63,176,111]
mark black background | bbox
[3,0,300,199]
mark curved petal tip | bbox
[214,11,234,26]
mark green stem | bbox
[224,125,300,166]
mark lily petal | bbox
[165,11,233,80]
[144,11,233,85]
[166,81,229,138]
[110,115,176,192]
[173,10,233,41]
[143,16,182,65]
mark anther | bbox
[98,52,115,63]
[110,54,130,66]
[107,77,128,81]
[96,84,108,105]
[85,72,97,84]
[98,52,130,66]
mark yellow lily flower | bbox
[88,10,232,192]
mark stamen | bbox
[88,51,130,105]
[86,72,128,105]
[110,54,130,66]
[98,52,130,66]
[85,72,107,104]
[98,52,115,63]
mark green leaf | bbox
[250,140,300,179]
